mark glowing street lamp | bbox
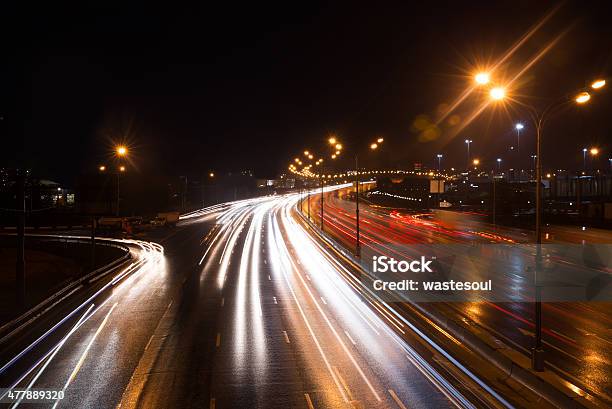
[116,145,128,157]
[465,139,473,169]
[591,79,606,89]
[513,79,605,371]
[475,72,490,85]
[377,137,384,143]
[99,165,106,172]
[590,147,599,156]
[335,143,343,150]
[575,92,591,104]
[209,172,215,178]
[119,165,126,172]
[490,87,506,100]
[328,137,337,145]
[370,143,378,150]
[472,158,480,166]
[496,158,502,171]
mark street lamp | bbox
[518,81,605,371]
[490,87,506,100]
[465,139,473,169]
[436,154,443,207]
[472,158,480,166]
[116,145,128,157]
[515,123,524,177]
[590,147,600,171]
[496,158,502,171]
[475,72,490,85]
[99,165,106,172]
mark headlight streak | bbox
[290,194,514,408]
[270,197,382,402]
[0,304,94,404]
[267,209,351,403]
[217,205,254,289]
[48,302,119,409]
[0,236,165,392]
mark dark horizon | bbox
[2,1,611,184]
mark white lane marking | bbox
[344,330,357,346]
[320,297,327,305]
[304,393,315,409]
[283,330,291,344]
[332,366,354,401]
[273,296,278,304]
[388,389,408,409]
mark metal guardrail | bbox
[0,236,131,346]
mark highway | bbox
[302,184,612,406]
[0,191,538,409]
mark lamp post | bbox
[436,154,443,207]
[473,74,605,371]
[515,123,524,179]
[583,148,588,171]
[522,83,604,371]
[465,139,473,170]
[589,147,600,170]
[114,145,128,216]
[497,158,502,172]
[330,136,382,257]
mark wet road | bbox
[0,195,510,408]
[303,185,612,406]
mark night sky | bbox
[2,1,611,183]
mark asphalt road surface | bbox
[303,184,612,406]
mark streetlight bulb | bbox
[473,159,480,165]
[515,123,524,130]
[331,154,337,159]
[99,165,106,171]
[328,137,336,145]
[119,165,126,172]
[490,87,505,100]
[335,150,341,155]
[304,150,310,156]
[475,72,490,85]
[591,79,606,89]
[497,158,502,162]
[590,148,599,156]
[575,92,591,104]
[437,154,443,158]
[335,143,342,150]
[116,145,128,156]
[308,154,313,159]
[370,143,378,150]
[377,137,384,143]
[209,172,215,177]
[465,139,472,144]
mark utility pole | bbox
[307,184,311,220]
[16,172,25,309]
[320,176,324,231]
[91,217,96,269]
[355,155,360,257]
